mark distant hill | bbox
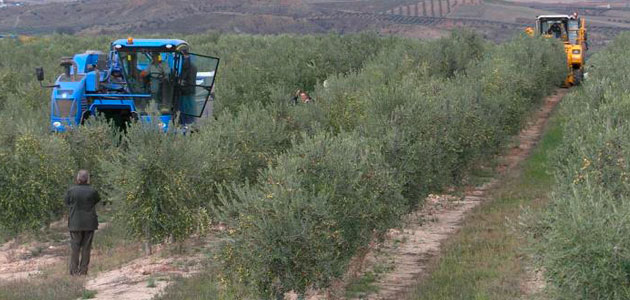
[0,0,320,34]
[0,0,628,48]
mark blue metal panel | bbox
[52,76,86,127]
[85,94,152,98]
[85,72,97,92]
[111,39,187,48]
[73,54,89,74]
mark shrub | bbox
[189,102,293,209]
[0,128,75,233]
[100,120,210,244]
[219,132,404,296]
[532,32,630,299]
[63,117,121,194]
[217,33,566,297]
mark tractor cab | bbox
[535,15,583,45]
[38,38,219,132]
[534,14,587,86]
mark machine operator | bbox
[547,22,563,38]
[141,52,171,114]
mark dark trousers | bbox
[69,230,94,275]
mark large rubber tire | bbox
[573,69,584,86]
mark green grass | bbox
[345,271,380,298]
[147,277,156,288]
[0,275,85,300]
[408,119,562,299]
[154,266,246,300]
[81,289,97,299]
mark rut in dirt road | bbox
[357,89,568,300]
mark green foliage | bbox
[63,117,121,193]
[0,128,75,232]
[81,289,97,299]
[196,103,292,186]
[186,33,391,113]
[216,33,565,297]
[532,32,630,299]
[220,132,404,296]
[312,34,565,200]
[101,119,211,243]
[0,31,566,298]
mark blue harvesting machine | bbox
[36,38,219,132]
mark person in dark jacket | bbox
[65,169,100,276]
[178,48,198,125]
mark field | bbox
[0,29,571,299]
[2,0,630,298]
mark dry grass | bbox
[0,273,86,300]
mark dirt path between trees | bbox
[0,221,70,282]
[83,251,205,300]
[0,222,213,300]
[0,238,66,281]
[81,233,219,300]
[341,88,567,300]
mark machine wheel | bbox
[80,110,92,125]
[573,69,584,86]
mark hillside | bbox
[2,2,630,299]
[1,0,628,48]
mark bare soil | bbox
[0,239,65,281]
[0,221,212,300]
[83,252,205,300]
[0,221,69,281]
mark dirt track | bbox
[0,224,211,300]
[0,221,69,282]
[346,88,567,299]
[83,253,205,300]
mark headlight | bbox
[159,123,167,129]
[53,121,62,128]
[572,49,581,54]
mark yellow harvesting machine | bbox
[529,14,588,86]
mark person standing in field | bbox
[65,170,100,276]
